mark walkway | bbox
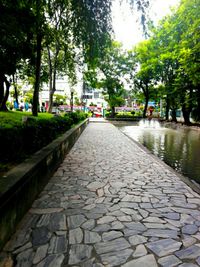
[2,121,200,267]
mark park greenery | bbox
[84,0,200,124]
[0,110,88,173]
[132,0,200,124]
[0,0,148,114]
[0,0,199,125]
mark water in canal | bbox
[116,119,200,184]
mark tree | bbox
[84,41,128,117]
[32,0,46,116]
[131,40,158,118]
[44,1,76,113]
[148,0,200,123]
[31,0,150,116]
[53,94,67,106]
[177,0,200,121]
[0,1,35,111]
[31,0,114,116]
[1,0,150,115]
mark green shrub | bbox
[66,110,88,124]
[0,126,24,161]
[115,112,134,119]
[0,111,88,164]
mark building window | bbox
[94,92,99,99]
[82,94,92,99]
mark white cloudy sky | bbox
[112,0,180,49]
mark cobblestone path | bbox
[2,122,200,267]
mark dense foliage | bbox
[0,0,149,115]
[0,111,87,169]
[85,41,129,117]
[1,0,198,124]
[131,0,200,123]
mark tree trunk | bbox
[171,108,177,122]
[182,103,192,125]
[32,0,43,116]
[0,73,4,105]
[47,46,53,113]
[32,32,42,116]
[182,104,191,125]
[143,86,149,118]
[143,98,148,118]
[165,95,170,121]
[111,106,115,117]
[48,44,59,113]
[12,74,19,105]
[196,86,200,121]
[0,76,10,111]
[182,88,193,125]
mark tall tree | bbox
[131,40,157,118]
[177,0,200,121]
[0,0,150,114]
[45,0,76,112]
[84,41,128,117]
[0,1,35,111]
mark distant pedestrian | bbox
[25,102,29,111]
[19,101,24,111]
[149,106,154,116]
[41,103,46,112]
[14,100,18,109]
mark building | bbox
[82,84,107,110]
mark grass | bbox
[0,111,54,128]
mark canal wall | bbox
[0,119,89,250]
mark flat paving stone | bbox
[3,122,200,267]
[175,245,200,260]
[179,264,199,267]
[122,254,158,267]
[33,244,48,264]
[68,244,93,265]
[32,227,52,247]
[15,248,34,267]
[97,216,116,224]
[102,230,123,241]
[146,238,182,257]
[48,234,68,253]
[35,254,65,267]
[182,224,199,235]
[69,228,83,244]
[100,249,133,266]
[129,234,147,245]
[158,255,181,267]
[143,229,178,238]
[132,244,147,257]
[124,222,147,232]
[67,215,87,229]
[94,237,130,254]
[84,230,101,244]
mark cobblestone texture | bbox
[2,120,200,266]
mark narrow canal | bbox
[116,119,200,184]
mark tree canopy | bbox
[128,0,200,123]
[1,0,199,124]
[0,0,150,114]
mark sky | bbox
[112,0,180,49]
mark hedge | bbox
[0,111,88,164]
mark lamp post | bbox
[70,88,75,112]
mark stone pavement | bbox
[2,121,200,267]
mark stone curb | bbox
[0,118,89,250]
